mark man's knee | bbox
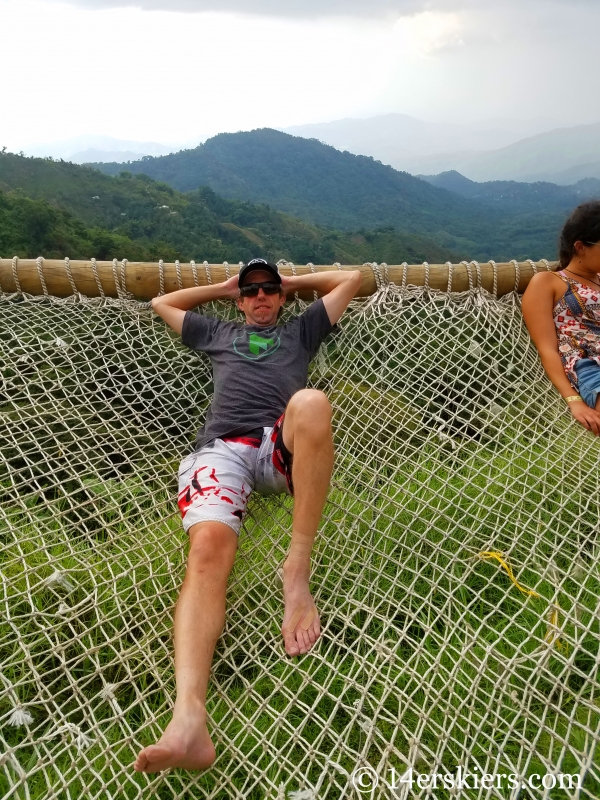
[287,389,332,428]
[186,522,237,576]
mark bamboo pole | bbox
[0,258,559,300]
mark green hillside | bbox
[94,129,493,236]
[0,151,456,264]
[91,128,574,260]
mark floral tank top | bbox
[553,271,600,388]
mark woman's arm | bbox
[522,272,600,435]
[151,275,240,336]
[522,273,575,398]
[281,270,363,325]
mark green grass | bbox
[1,294,600,798]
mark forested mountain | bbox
[0,151,456,264]
[91,129,591,260]
[4,127,597,262]
[93,129,492,233]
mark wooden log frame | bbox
[0,258,559,301]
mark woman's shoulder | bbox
[522,270,568,317]
[528,270,566,287]
[525,270,567,297]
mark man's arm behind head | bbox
[282,270,362,325]
[151,275,241,336]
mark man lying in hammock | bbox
[134,258,362,773]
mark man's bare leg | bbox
[281,389,334,657]
[134,521,237,773]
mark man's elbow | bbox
[151,295,167,313]
[151,295,172,321]
[349,270,362,294]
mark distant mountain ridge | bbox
[284,114,600,184]
[419,170,600,212]
[70,149,157,164]
[533,161,600,186]
[283,113,560,172]
[25,135,176,165]
[406,123,600,183]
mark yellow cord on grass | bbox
[479,553,566,651]
[478,551,541,598]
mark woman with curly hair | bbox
[523,201,600,435]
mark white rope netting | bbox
[1,270,599,798]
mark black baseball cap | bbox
[238,258,281,287]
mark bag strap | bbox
[560,276,600,335]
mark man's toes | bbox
[313,617,321,639]
[283,604,321,655]
[138,744,175,772]
[283,628,300,656]
[133,752,148,772]
[297,628,311,654]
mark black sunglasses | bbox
[239,281,281,297]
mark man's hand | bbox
[280,274,293,294]
[569,401,600,436]
[222,274,240,299]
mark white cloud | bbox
[0,0,597,154]
[28,0,594,16]
[0,1,398,149]
[8,0,429,17]
[398,11,465,56]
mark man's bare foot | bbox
[133,700,216,773]
[281,559,321,656]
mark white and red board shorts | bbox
[177,414,292,535]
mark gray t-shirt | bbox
[182,299,333,450]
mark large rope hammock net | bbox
[1,270,599,799]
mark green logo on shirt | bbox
[249,333,273,355]
[233,330,281,360]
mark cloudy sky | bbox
[1,0,598,151]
